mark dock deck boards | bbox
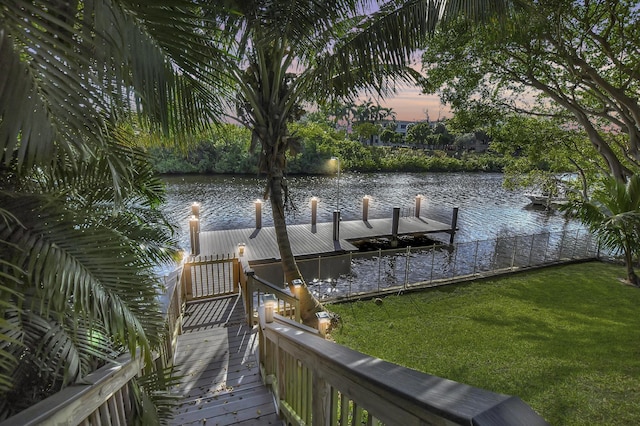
[199,216,453,261]
[170,295,282,426]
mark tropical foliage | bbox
[144,121,508,174]
[0,0,228,420]
[562,176,640,286]
[420,0,640,182]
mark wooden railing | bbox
[240,258,300,325]
[1,353,143,426]
[182,254,239,300]
[3,254,549,426]
[0,268,185,426]
[258,313,549,426]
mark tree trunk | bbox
[268,175,324,326]
[623,241,640,287]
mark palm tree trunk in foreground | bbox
[268,175,323,326]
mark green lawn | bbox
[327,261,640,426]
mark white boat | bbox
[525,193,568,208]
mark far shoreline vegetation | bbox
[143,121,512,176]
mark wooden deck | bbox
[170,295,282,425]
[199,216,453,261]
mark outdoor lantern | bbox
[291,279,303,295]
[263,294,277,323]
[191,202,200,218]
[238,243,246,257]
[316,311,330,337]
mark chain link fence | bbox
[298,228,598,301]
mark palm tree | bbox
[0,0,230,419]
[208,0,511,325]
[563,175,640,286]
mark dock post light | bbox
[415,195,422,218]
[291,279,303,294]
[263,294,277,323]
[255,199,262,229]
[238,243,246,257]
[191,202,200,218]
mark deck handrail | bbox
[0,270,185,426]
[240,258,300,324]
[259,312,549,426]
[0,353,143,426]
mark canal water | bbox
[161,172,576,251]
[160,172,587,298]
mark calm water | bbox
[161,172,575,252]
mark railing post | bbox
[451,242,458,278]
[430,246,435,283]
[377,248,382,292]
[404,246,411,289]
[312,374,331,426]
[527,234,535,267]
[473,240,479,274]
[182,262,193,301]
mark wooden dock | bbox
[170,295,282,425]
[198,216,453,261]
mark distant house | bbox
[370,120,425,145]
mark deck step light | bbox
[316,311,330,337]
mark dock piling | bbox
[363,195,370,222]
[332,210,340,240]
[189,215,200,255]
[391,207,400,247]
[450,207,459,243]
[311,197,318,226]
[255,199,262,229]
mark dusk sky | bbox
[380,85,451,122]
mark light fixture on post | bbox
[291,279,303,296]
[263,294,277,323]
[415,195,422,218]
[316,311,330,337]
[191,202,200,218]
[238,243,246,257]
[330,156,341,212]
